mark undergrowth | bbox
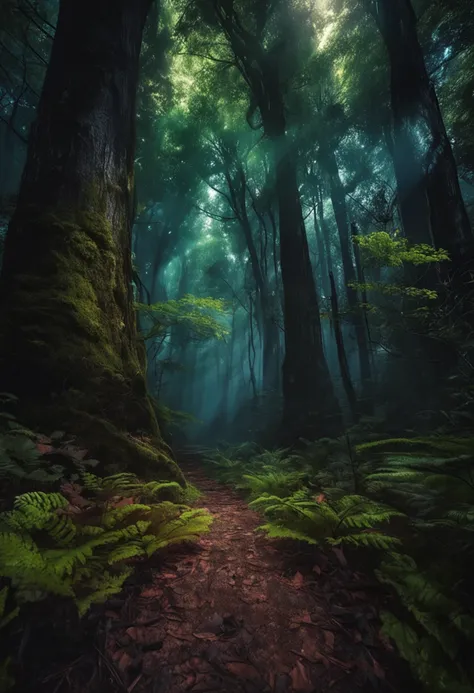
[0,395,211,691]
[204,430,474,693]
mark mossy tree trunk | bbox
[0,0,183,482]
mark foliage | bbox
[205,433,474,691]
[377,554,474,693]
[0,587,18,692]
[348,281,438,300]
[358,436,474,691]
[0,409,211,625]
[137,295,230,342]
[249,489,402,550]
[0,477,212,617]
[353,232,450,267]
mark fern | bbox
[238,471,305,497]
[380,611,473,693]
[0,480,213,617]
[75,569,134,617]
[250,490,403,550]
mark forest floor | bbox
[101,455,415,693]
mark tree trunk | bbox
[323,147,373,411]
[329,271,359,424]
[369,0,472,261]
[313,200,330,299]
[221,155,279,392]
[211,0,342,439]
[0,0,183,481]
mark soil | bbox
[96,455,417,693]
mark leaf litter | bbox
[100,458,415,693]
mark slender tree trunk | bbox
[317,186,334,279]
[369,0,472,261]
[313,200,330,298]
[222,158,279,392]
[323,147,373,411]
[0,0,182,480]
[329,271,359,423]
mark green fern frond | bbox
[255,523,318,544]
[102,503,151,529]
[107,541,146,564]
[75,569,133,616]
[329,532,401,550]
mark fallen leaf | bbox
[125,627,140,641]
[115,497,135,508]
[192,632,218,641]
[184,673,196,689]
[117,652,133,672]
[141,587,163,599]
[112,649,124,662]
[292,572,304,589]
[290,611,313,629]
[226,662,261,681]
[162,573,178,579]
[289,660,313,692]
[37,443,54,455]
[371,657,385,679]
[323,630,335,652]
[312,564,321,576]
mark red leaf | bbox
[117,652,133,672]
[141,587,163,599]
[125,627,140,641]
[289,660,313,692]
[37,443,54,455]
[192,632,218,641]
[226,662,260,681]
[115,497,135,508]
[292,571,304,589]
[323,630,335,652]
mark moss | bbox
[64,411,185,484]
[0,199,180,482]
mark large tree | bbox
[205,0,342,438]
[0,0,183,480]
[365,0,472,262]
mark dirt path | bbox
[105,460,411,693]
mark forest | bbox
[0,0,474,691]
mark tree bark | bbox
[322,147,373,411]
[329,271,359,424]
[0,0,183,481]
[368,0,472,261]
[211,0,342,439]
[218,146,279,393]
